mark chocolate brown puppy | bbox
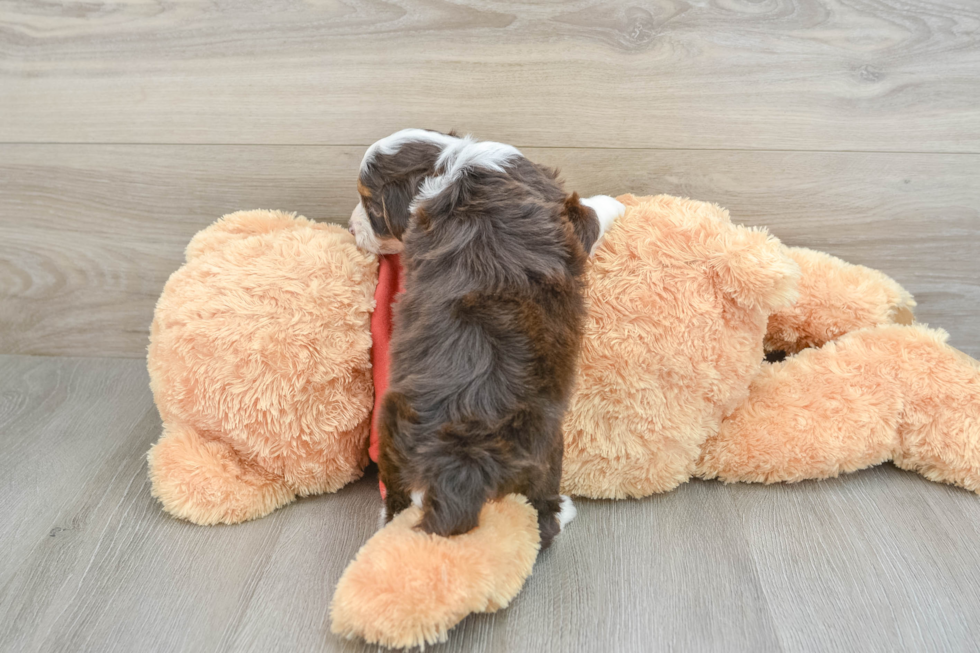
[350,130,623,547]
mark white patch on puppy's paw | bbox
[410,490,424,508]
[557,495,577,531]
[581,195,625,236]
[378,504,388,530]
[580,195,625,256]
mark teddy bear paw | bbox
[147,422,294,525]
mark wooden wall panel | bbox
[1,0,979,151]
[2,144,977,358]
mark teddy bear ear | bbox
[185,209,313,262]
[707,224,801,314]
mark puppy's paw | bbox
[580,195,625,255]
[556,495,577,531]
[379,491,425,530]
[581,195,625,236]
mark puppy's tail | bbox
[417,420,507,538]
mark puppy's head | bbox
[349,128,459,254]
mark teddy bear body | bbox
[562,194,800,498]
[145,197,980,648]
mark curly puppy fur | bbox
[352,130,622,548]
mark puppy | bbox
[350,129,623,548]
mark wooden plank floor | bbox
[1,354,979,652]
[2,0,979,651]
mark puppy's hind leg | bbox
[377,392,414,523]
[380,466,412,524]
[378,439,411,524]
[526,432,570,550]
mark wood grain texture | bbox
[2,144,977,358]
[731,472,980,652]
[2,355,980,652]
[3,0,979,650]
[2,0,979,151]
[0,355,150,591]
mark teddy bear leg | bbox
[330,494,541,649]
[699,325,980,493]
[697,329,906,485]
[147,422,295,525]
[765,247,915,355]
[886,327,980,493]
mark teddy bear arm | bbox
[147,422,296,525]
[707,223,801,314]
[765,247,915,355]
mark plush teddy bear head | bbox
[147,210,378,525]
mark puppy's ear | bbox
[378,180,417,239]
[563,192,601,254]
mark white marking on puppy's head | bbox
[580,195,625,235]
[411,138,523,209]
[580,195,626,255]
[360,128,460,173]
[557,495,577,531]
[348,202,404,255]
[436,138,522,177]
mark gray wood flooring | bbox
[3,0,979,152]
[3,0,980,650]
[1,354,979,652]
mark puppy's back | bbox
[382,155,590,538]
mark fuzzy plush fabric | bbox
[328,194,978,650]
[765,246,917,354]
[330,494,540,649]
[560,194,801,498]
[698,324,980,490]
[145,197,980,651]
[147,210,377,525]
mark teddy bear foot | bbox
[889,327,980,493]
[147,422,295,525]
[697,325,980,493]
[330,494,541,649]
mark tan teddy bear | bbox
[144,196,979,649]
